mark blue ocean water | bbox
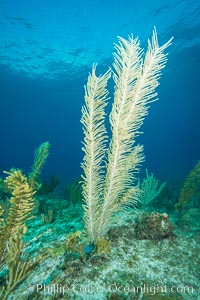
[0,0,199,186]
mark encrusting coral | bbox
[81,28,173,243]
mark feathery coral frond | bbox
[138,169,166,208]
[0,169,36,270]
[28,141,50,190]
[81,65,110,241]
[97,29,172,239]
[4,169,36,234]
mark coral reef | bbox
[1,28,200,300]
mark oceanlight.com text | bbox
[35,282,195,296]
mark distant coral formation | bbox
[177,160,200,209]
[175,160,200,225]
[28,141,51,191]
[137,169,166,208]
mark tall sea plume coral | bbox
[81,28,173,243]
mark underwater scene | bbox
[0,0,199,299]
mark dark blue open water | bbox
[0,0,199,186]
